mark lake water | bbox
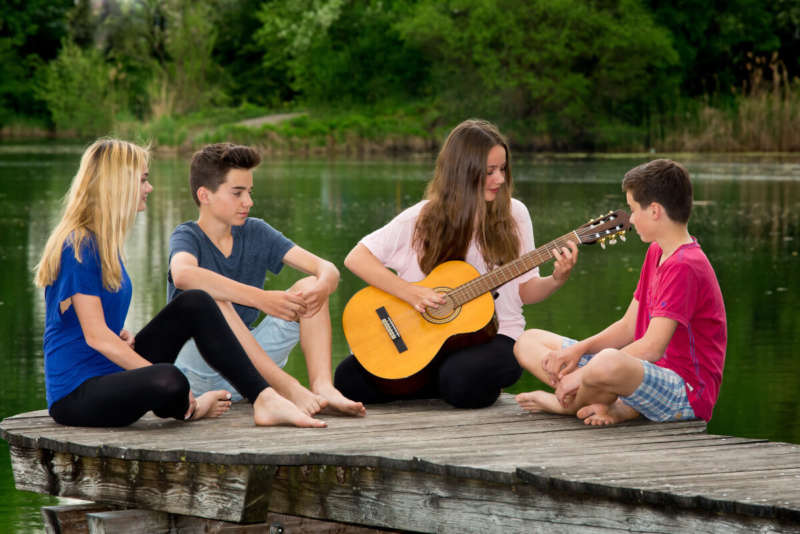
[0,148,798,532]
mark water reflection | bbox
[0,150,799,533]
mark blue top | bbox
[167,218,294,328]
[43,237,130,408]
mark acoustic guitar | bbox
[342,210,631,380]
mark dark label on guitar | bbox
[376,307,408,353]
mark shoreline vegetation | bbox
[2,1,799,155]
[3,82,799,156]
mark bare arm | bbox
[170,251,306,322]
[281,245,339,317]
[620,316,678,362]
[71,293,151,370]
[344,243,444,313]
[518,241,578,305]
[543,297,639,383]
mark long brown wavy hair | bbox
[413,119,520,274]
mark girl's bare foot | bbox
[190,390,232,420]
[285,383,328,416]
[312,381,366,417]
[253,388,327,428]
[577,399,640,425]
[515,390,574,415]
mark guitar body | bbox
[342,260,495,380]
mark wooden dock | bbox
[2,394,800,533]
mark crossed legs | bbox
[514,329,642,425]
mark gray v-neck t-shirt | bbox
[167,218,294,327]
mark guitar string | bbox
[447,219,626,306]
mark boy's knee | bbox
[291,276,320,293]
[582,349,629,388]
[515,329,541,356]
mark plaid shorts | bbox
[565,337,696,422]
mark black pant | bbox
[334,334,521,409]
[50,290,268,427]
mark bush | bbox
[37,41,120,137]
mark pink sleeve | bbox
[650,261,695,327]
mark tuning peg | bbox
[609,237,618,245]
[599,237,607,250]
[619,230,626,242]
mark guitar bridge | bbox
[376,307,408,353]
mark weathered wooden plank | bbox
[265,463,800,534]
[261,512,405,533]
[86,509,170,534]
[1,413,709,469]
[8,444,257,522]
[41,502,119,534]
[516,464,800,522]
[518,441,800,483]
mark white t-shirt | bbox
[359,198,538,340]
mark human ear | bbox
[650,202,662,219]
[197,186,210,204]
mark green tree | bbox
[215,0,294,107]
[396,0,678,148]
[0,0,73,126]
[98,0,226,118]
[255,0,428,106]
[647,0,780,97]
[37,40,118,137]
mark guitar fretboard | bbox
[448,232,580,306]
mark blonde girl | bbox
[36,138,325,427]
[334,119,579,408]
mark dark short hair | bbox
[622,159,693,223]
[189,143,261,205]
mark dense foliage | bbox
[2,0,799,150]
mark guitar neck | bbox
[448,231,581,306]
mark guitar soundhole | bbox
[422,289,460,324]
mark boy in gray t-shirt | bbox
[168,143,365,418]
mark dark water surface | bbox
[1,149,798,531]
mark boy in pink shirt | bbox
[515,159,726,424]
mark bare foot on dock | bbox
[516,391,574,415]
[188,390,232,420]
[313,381,366,417]
[577,400,639,425]
[253,388,327,428]
[285,383,328,416]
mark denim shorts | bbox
[565,337,696,422]
[175,315,300,402]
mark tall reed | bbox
[660,52,800,152]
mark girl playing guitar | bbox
[334,119,579,409]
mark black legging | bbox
[49,290,268,427]
[334,334,521,409]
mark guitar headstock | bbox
[576,210,631,249]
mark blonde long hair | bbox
[413,119,520,274]
[34,138,150,291]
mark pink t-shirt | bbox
[360,199,538,340]
[634,240,727,421]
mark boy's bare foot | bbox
[190,390,232,420]
[253,388,327,428]
[284,383,328,416]
[516,390,574,415]
[577,399,640,425]
[312,381,366,417]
